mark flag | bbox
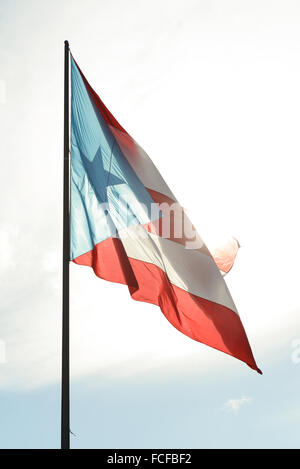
[208,236,241,276]
[70,55,261,374]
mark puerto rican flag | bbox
[70,55,261,374]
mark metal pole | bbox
[61,39,70,450]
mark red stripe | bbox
[73,238,262,374]
[146,187,176,206]
[144,188,212,256]
[73,237,138,288]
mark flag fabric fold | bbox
[70,55,261,374]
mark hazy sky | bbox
[0,0,300,448]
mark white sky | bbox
[0,0,300,390]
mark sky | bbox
[0,0,300,449]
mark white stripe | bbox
[109,125,176,200]
[118,225,238,314]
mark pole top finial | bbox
[64,40,69,48]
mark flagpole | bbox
[61,39,70,450]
